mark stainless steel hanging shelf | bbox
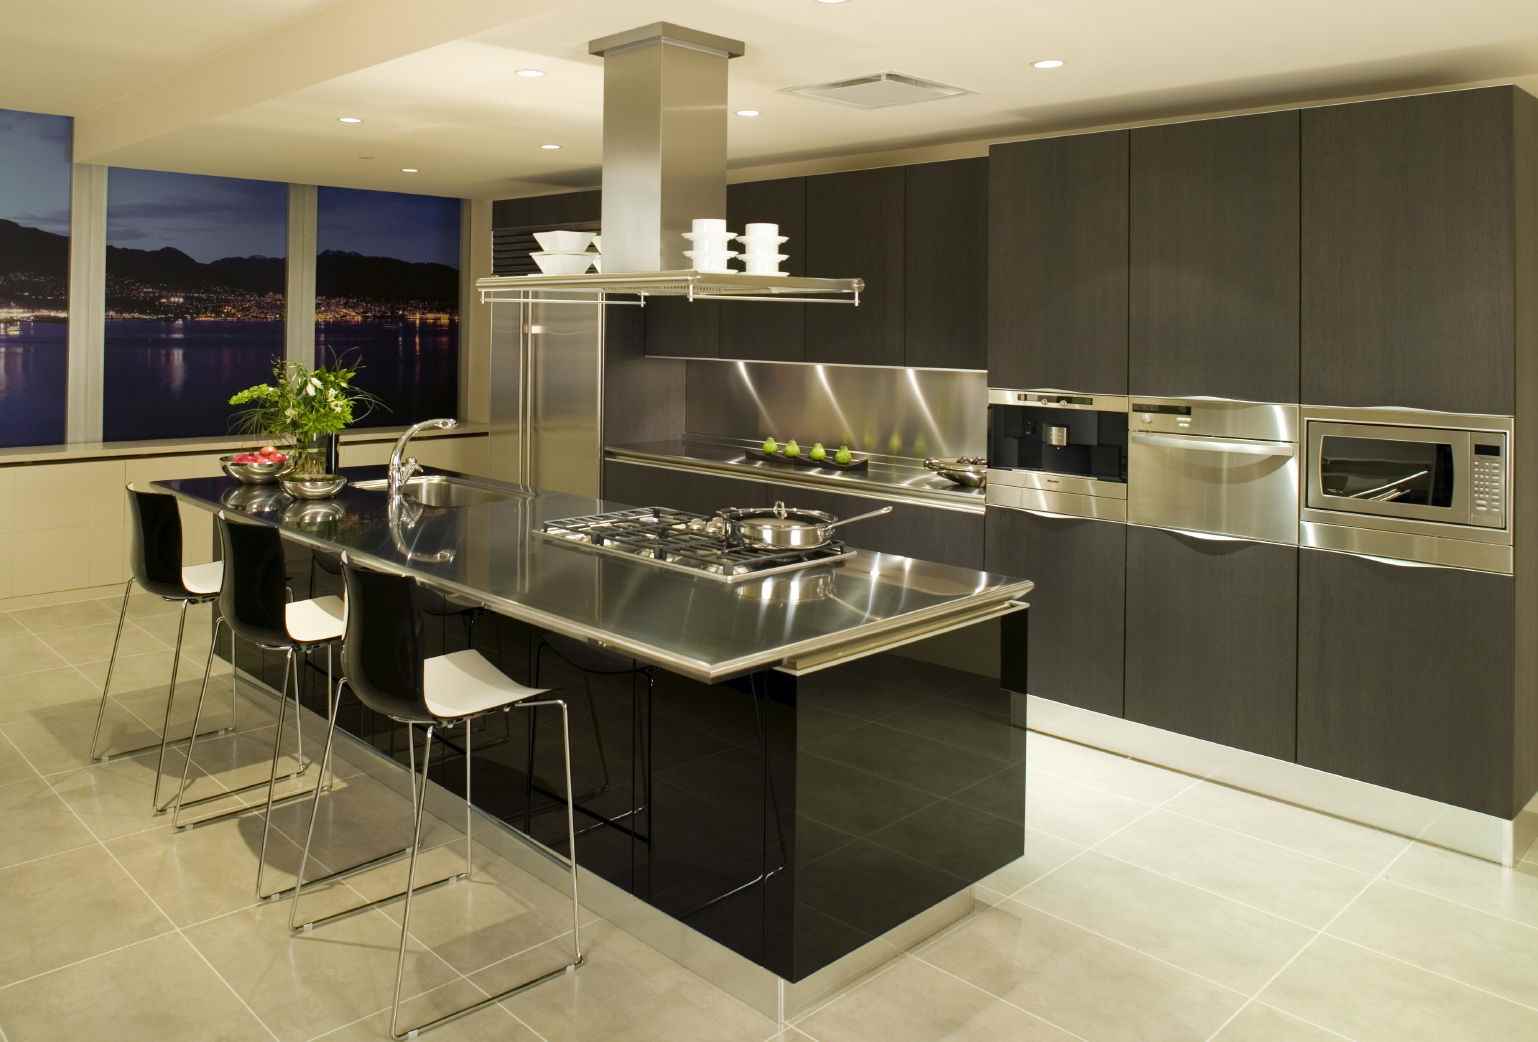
[476,269,863,307]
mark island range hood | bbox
[477,22,863,307]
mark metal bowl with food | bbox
[220,454,290,485]
[279,474,348,500]
[923,456,988,489]
[716,500,893,551]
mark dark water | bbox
[101,318,459,442]
[316,319,458,429]
[0,321,68,447]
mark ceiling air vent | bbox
[783,72,972,110]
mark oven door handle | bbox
[1160,526,1257,545]
[1134,431,1295,457]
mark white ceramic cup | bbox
[743,222,779,239]
[691,218,728,237]
[743,253,789,274]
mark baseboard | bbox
[0,582,124,612]
[1028,695,1519,866]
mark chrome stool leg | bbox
[149,599,190,810]
[87,580,134,762]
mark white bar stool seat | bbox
[425,649,546,718]
[181,561,225,596]
[286,595,345,644]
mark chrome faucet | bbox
[388,418,458,499]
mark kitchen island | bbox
[154,467,1031,1012]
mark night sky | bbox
[317,186,460,268]
[0,108,72,233]
[106,168,287,262]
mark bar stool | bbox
[88,486,239,811]
[168,512,344,901]
[289,554,582,1041]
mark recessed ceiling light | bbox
[516,68,545,78]
[1031,58,1064,70]
[815,0,849,5]
[337,116,363,124]
[401,167,419,174]
[735,109,761,118]
[540,143,562,150]
[359,155,375,161]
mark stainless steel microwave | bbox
[1300,405,1513,573]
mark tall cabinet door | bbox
[1302,88,1516,414]
[804,168,906,366]
[905,159,988,370]
[1297,549,1515,816]
[1130,112,1300,402]
[984,508,1125,717]
[988,132,1129,393]
[1124,527,1297,760]
[721,177,806,362]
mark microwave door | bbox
[1307,423,1471,525]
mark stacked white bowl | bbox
[681,218,738,274]
[531,230,596,275]
[736,222,789,276]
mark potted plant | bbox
[228,359,383,478]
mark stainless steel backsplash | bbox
[684,360,987,459]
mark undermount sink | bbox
[355,475,518,508]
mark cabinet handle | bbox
[1356,552,1449,570]
[1133,432,1295,457]
[1020,508,1087,522]
[1162,526,1254,545]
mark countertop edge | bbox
[605,445,986,515]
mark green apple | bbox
[762,436,778,454]
[834,444,853,465]
[783,439,801,458]
[809,442,827,462]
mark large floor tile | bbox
[1027,732,1196,805]
[919,900,1246,1042]
[0,631,67,677]
[76,650,224,698]
[1017,850,1313,993]
[50,746,234,839]
[1262,935,1538,1042]
[35,620,166,665]
[107,813,310,926]
[115,683,280,744]
[473,921,778,1042]
[0,700,161,774]
[1328,880,1538,1010]
[184,897,459,1042]
[1387,841,1538,928]
[0,733,39,785]
[263,773,460,874]
[1019,768,1148,846]
[0,932,272,1042]
[1167,781,1409,874]
[89,592,182,622]
[976,828,1082,898]
[311,978,543,1042]
[799,956,1079,1042]
[9,598,122,634]
[1100,809,1369,928]
[0,666,101,722]
[1211,1002,1352,1041]
[0,844,171,987]
[0,776,95,867]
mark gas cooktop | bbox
[541,506,855,583]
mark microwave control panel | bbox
[1470,439,1506,529]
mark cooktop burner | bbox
[541,506,855,583]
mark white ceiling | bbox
[3,0,1537,199]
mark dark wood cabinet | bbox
[905,159,988,371]
[1124,528,1297,760]
[1302,87,1520,414]
[644,298,718,358]
[721,177,806,362]
[988,132,1129,393]
[804,168,906,366]
[1297,549,1515,816]
[1130,112,1300,402]
[603,461,766,515]
[985,508,1124,717]
[525,190,602,227]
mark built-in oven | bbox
[986,389,1128,520]
[1300,405,1513,574]
[1128,396,1299,544]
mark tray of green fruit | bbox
[747,438,868,471]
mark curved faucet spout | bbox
[388,418,459,499]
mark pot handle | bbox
[772,500,788,518]
[823,505,894,531]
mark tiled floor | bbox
[6,592,1538,1040]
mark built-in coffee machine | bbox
[986,389,1129,520]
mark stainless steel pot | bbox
[717,500,894,550]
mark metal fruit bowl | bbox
[279,474,348,500]
[220,455,290,485]
[923,456,988,489]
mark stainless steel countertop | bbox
[154,468,1030,684]
[605,437,986,514]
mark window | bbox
[0,109,71,447]
[103,169,286,441]
[315,187,460,427]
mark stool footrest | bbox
[160,760,312,816]
[97,725,234,763]
[293,868,466,931]
[174,780,325,831]
[393,955,582,1041]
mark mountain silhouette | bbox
[0,220,458,306]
